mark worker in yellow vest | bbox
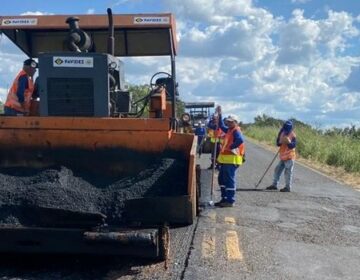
[212,107,245,207]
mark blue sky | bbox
[1,0,360,127]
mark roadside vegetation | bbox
[244,114,360,174]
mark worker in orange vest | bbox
[214,108,245,207]
[207,115,223,170]
[266,120,296,192]
[4,58,38,116]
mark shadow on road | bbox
[236,188,267,192]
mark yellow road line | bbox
[226,230,243,261]
[225,216,236,225]
[208,210,217,222]
[202,228,216,259]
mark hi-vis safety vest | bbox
[217,126,245,165]
[5,70,34,113]
[208,128,224,144]
[279,131,296,160]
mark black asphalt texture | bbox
[0,157,187,226]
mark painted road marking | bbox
[202,228,216,259]
[226,230,243,261]
[225,216,236,225]
[207,210,217,222]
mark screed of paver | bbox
[202,228,216,259]
[225,217,236,225]
[226,231,243,261]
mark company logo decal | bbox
[53,57,94,68]
[1,18,38,26]
[133,17,170,24]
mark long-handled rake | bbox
[254,151,279,189]
[208,137,219,206]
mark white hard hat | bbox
[225,114,238,123]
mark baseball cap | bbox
[225,114,238,123]
[23,58,38,68]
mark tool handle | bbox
[210,138,218,200]
[254,151,279,189]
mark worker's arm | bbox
[218,114,229,133]
[287,136,296,149]
[16,75,28,104]
[276,130,283,147]
[229,129,243,149]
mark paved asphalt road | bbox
[185,140,360,280]
[0,140,358,279]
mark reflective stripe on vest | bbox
[5,70,34,113]
[279,131,296,160]
[217,126,245,165]
[209,128,224,143]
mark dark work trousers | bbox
[197,136,204,157]
[218,164,239,203]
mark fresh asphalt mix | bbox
[0,140,358,279]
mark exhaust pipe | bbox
[107,8,115,56]
[65,17,92,52]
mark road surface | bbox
[0,140,358,279]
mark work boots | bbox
[214,200,234,207]
[266,185,278,190]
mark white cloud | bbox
[86,9,95,14]
[0,88,7,103]
[291,0,311,4]
[277,9,359,65]
[20,11,54,15]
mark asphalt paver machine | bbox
[0,9,197,260]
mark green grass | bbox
[244,125,360,173]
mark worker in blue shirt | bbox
[214,110,245,207]
[266,120,297,192]
[194,121,206,157]
[4,58,38,116]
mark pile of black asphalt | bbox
[0,157,187,226]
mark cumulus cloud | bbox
[344,65,360,91]
[291,0,311,4]
[162,1,360,125]
[20,11,54,15]
[86,8,95,14]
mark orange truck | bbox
[0,9,198,260]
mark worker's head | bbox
[282,120,293,134]
[225,114,238,128]
[23,58,38,77]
